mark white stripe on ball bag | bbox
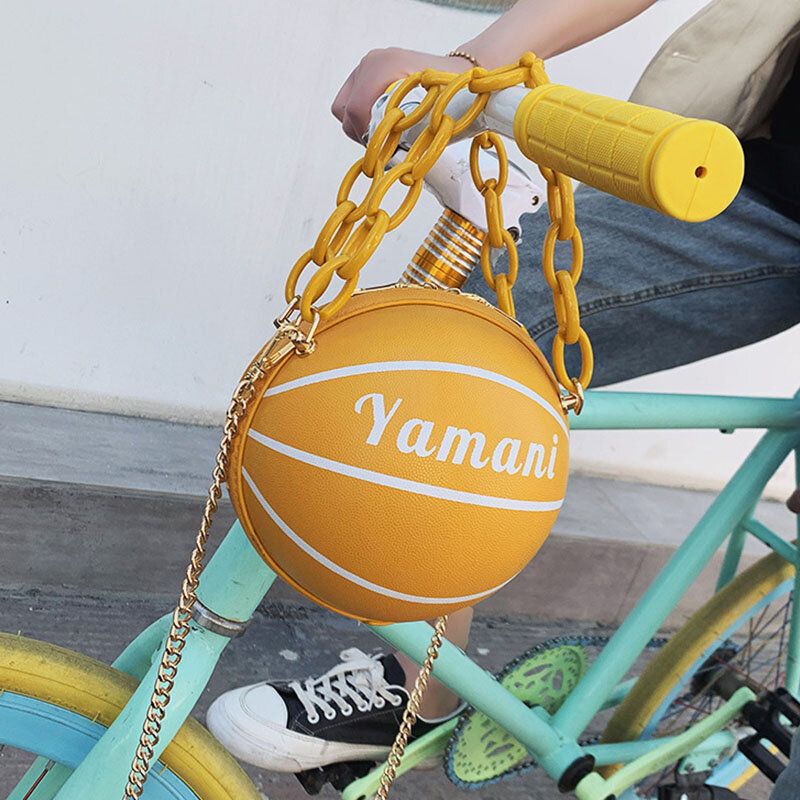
[264,360,568,434]
[241,468,516,604]
[247,430,564,512]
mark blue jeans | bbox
[466,185,800,798]
[464,185,800,387]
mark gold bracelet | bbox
[447,50,481,68]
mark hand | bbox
[331,48,473,143]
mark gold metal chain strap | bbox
[375,616,449,800]
[123,306,316,798]
[126,52,593,800]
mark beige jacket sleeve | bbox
[630,0,800,137]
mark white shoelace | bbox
[289,648,405,725]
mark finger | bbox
[342,72,390,143]
[331,69,357,122]
[342,108,363,143]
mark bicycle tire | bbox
[0,632,260,800]
[601,550,795,795]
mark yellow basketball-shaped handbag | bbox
[228,284,569,624]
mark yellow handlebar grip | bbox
[513,84,744,222]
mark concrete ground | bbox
[0,587,612,799]
[0,587,774,800]
[0,399,789,799]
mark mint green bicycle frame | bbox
[20,389,800,800]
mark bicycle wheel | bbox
[601,550,795,797]
[0,632,260,800]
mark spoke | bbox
[729,629,787,693]
[659,693,714,737]
[22,760,55,800]
[744,601,787,648]
[773,596,792,689]
[670,697,715,717]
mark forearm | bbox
[459,0,658,67]
[331,0,659,140]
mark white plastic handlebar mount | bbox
[368,86,544,241]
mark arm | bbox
[461,0,658,67]
[332,0,657,140]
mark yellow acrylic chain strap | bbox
[540,164,593,396]
[470,130,518,318]
[285,52,593,400]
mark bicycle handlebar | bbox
[512,84,744,223]
[379,81,744,224]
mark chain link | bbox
[540,164,592,393]
[286,52,593,398]
[471,131,518,318]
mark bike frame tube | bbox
[573,391,800,430]
[195,519,278,621]
[715,511,751,592]
[744,518,799,565]
[114,613,173,679]
[582,731,736,768]
[787,445,800,695]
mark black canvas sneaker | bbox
[206,647,463,773]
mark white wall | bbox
[2,0,797,496]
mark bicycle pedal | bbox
[294,760,376,795]
[738,687,800,782]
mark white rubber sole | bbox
[206,693,395,772]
